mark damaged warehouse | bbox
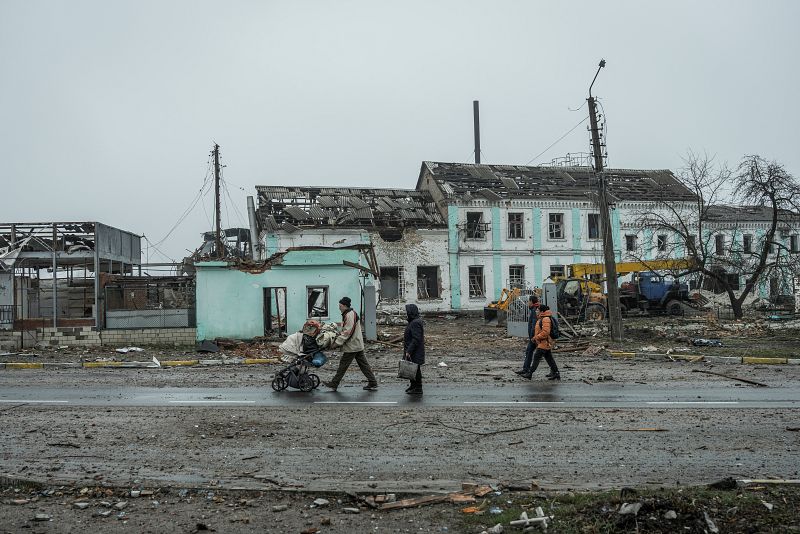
[0,222,142,349]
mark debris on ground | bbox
[115,347,144,354]
[692,338,723,347]
[196,341,219,353]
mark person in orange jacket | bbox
[524,304,560,380]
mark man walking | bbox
[324,296,378,391]
[524,304,560,380]
[514,295,539,378]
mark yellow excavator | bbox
[483,287,521,325]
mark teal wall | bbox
[195,249,367,341]
[266,234,280,256]
[571,208,582,264]
[643,229,653,260]
[491,207,502,299]
[611,209,622,261]
[447,205,461,309]
[532,207,542,286]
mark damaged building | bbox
[256,186,450,313]
[255,162,709,312]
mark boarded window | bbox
[468,266,485,297]
[548,213,564,239]
[549,264,565,279]
[588,213,600,239]
[307,286,329,318]
[507,212,524,239]
[625,234,637,252]
[509,265,525,289]
[743,234,753,254]
[715,234,725,256]
[657,234,667,252]
[416,266,440,299]
[466,212,486,239]
[380,267,404,300]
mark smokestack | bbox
[473,100,481,164]
[247,195,260,260]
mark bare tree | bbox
[635,152,800,319]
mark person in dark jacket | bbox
[403,303,425,395]
[514,295,540,378]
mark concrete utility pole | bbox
[587,59,623,342]
[473,100,481,164]
[213,144,223,259]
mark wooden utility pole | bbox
[213,143,223,259]
[587,59,623,341]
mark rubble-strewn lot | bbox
[2,315,799,532]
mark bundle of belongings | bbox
[279,320,340,365]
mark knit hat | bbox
[339,296,352,307]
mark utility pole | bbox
[213,143,223,259]
[473,100,481,164]
[587,59,623,342]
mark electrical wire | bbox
[142,235,178,263]
[222,179,248,227]
[524,115,590,165]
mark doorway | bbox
[263,287,287,337]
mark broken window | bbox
[791,235,799,254]
[416,266,440,299]
[686,235,697,254]
[507,212,524,239]
[768,239,775,254]
[380,267,404,300]
[625,234,637,252]
[468,266,485,298]
[743,234,753,254]
[549,265,565,279]
[548,213,564,239]
[306,286,329,318]
[509,265,525,289]
[466,212,487,239]
[715,234,725,256]
[588,213,600,240]
[657,234,667,252]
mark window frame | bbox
[547,212,565,240]
[508,264,525,288]
[656,234,667,252]
[468,265,485,298]
[587,213,600,240]
[625,234,637,252]
[743,234,753,254]
[465,212,487,240]
[306,285,330,319]
[507,212,524,240]
[549,264,566,279]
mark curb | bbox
[609,351,800,366]
[0,358,278,370]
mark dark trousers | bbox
[409,365,423,392]
[329,350,377,387]
[531,348,559,376]
[522,341,536,372]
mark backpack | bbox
[539,315,560,339]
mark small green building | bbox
[195,246,375,341]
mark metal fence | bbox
[104,278,195,329]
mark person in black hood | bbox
[403,303,425,394]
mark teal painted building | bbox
[195,247,372,341]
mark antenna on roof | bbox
[473,100,481,164]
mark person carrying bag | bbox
[398,304,425,395]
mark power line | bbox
[524,115,590,165]
[222,179,248,228]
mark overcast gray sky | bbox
[3,1,799,263]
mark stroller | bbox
[272,320,328,393]
[271,353,322,392]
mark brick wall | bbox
[36,327,102,347]
[100,328,197,347]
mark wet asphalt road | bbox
[2,383,799,408]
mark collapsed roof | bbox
[256,186,446,231]
[706,205,800,223]
[419,162,698,203]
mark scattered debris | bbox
[618,502,642,515]
[708,477,737,490]
[437,362,448,367]
[663,510,677,519]
[74,502,89,509]
[272,504,288,512]
[312,498,329,507]
[115,347,144,354]
[704,511,720,533]
[692,369,768,388]
[485,524,503,534]
[33,513,51,521]
[692,338,723,347]
[197,341,220,353]
[761,500,774,511]
[342,507,360,514]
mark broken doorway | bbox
[380,267,403,300]
[263,287,287,337]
